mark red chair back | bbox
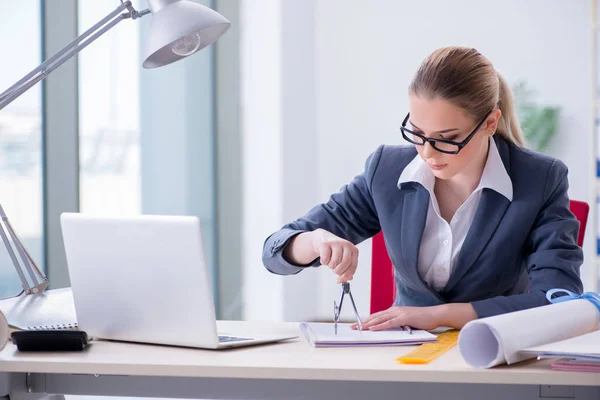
[370,199,589,314]
[569,200,589,248]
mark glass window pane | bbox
[0,2,43,298]
[77,1,218,311]
[78,1,141,216]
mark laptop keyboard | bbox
[218,335,252,343]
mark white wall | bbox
[242,0,594,322]
[241,0,322,322]
[240,0,285,322]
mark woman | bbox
[262,46,583,331]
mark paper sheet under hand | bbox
[458,299,599,368]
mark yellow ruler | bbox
[396,330,459,364]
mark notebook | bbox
[300,322,437,347]
[522,330,600,361]
[0,288,78,331]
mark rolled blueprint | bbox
[458,300,599,368]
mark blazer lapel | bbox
[398,184,431,291]
[443,188,510,292]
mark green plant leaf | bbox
[512,81,560,153]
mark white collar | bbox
[397,137,513,201]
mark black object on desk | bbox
[11,330,89,352]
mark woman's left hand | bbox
[350,303,478,331]
[350,306,442,331]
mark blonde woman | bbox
[262,47,583,331]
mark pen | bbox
[403,325,412,335]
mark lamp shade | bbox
[142,0,230,69]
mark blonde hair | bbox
[409,46,525,147]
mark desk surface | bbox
[0,321,597,386]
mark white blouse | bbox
[397,138,513,291]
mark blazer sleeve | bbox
[471,160,584,318]
[262,145,384,275]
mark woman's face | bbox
[407,95,500,181]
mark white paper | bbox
[458,300,599,368]
[524,330,600,359]
[300,322,437,347]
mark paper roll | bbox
[458,299,599,368]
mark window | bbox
[78,1,141,216]
[0,2,43,298]
[77,1,219,308]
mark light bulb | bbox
[171,32,202,57]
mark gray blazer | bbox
[262,136,583,318]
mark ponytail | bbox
[496,72,525,146]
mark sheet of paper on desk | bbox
[523,330,600,361]
[300,322,437,347]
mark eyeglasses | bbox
[333,282,362,335]
[400,111,491,155]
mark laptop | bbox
[60,213,297,349]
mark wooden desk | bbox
[0,321,598,400]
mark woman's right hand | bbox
[309,229,359,283]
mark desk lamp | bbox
[0,0,230,295]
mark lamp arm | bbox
[0,1,150,111]
[0,204,47,295]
